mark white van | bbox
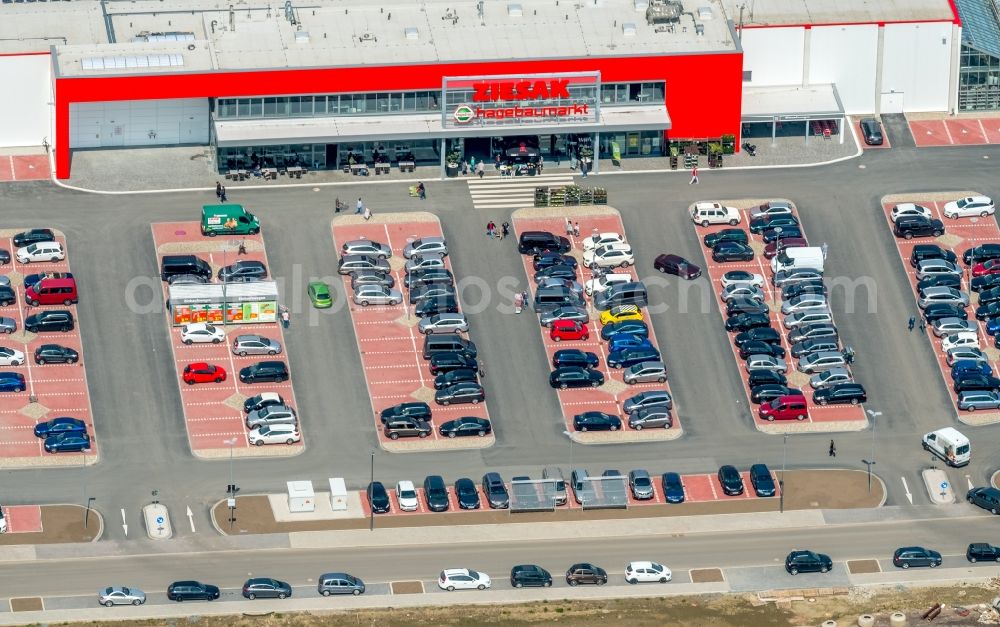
[771,247,824,274]
[922,427,970,467]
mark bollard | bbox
[857,615,875,627]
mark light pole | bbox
[864,409,882,494]
[221,246,229,325]
[369,451,375,532]
[779,433,787,513]
[224,436,238,529]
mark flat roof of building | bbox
[721,0,956,27]
[29,0,739,78]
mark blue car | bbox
[952,360,993,380]
[0,372,26,392]
[661,472,685,503]
[44,432,91,453]
[607,334,654,353]
[600,320,649,341]
[986,317,1000,336]
[34,417,87,438]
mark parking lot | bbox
[0,229,97,467]
[910,116,1000,148]
[152,222,302,458]
[689,200,868,433]
[331,213,495,452]
[511,207,682,443]
[879,193,1000,425]
[0,505,41,533]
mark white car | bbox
[932,317,976,338]
[247,423,300,446]
[396,480,418,511]
[625,561,672,584]
[16,242,64,264]
[0,347,25,366]
[582,232,625,252]
[720,271,765,290]
[585,273,631,295]
[691,202,740,227]
[944,196,994,219]
[353,284,402,306]
[438,568,491,591]
[180,322,225,345]
[890,203,933,223]
[720,284,765,303]
[583,243,634,269]
[941,331,980,352]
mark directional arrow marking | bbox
[967,475,975,491]
[186,506,196,533]
[901,477,914,505]
[121,508,128,538]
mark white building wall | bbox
[69,98,208,148]
[808,25,879,114]
[740,27,805,85]
[881,22,953,112]
[0,54,52,148]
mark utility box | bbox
[328,477,348,511]
[287,480,315,513]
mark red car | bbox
[758,394,808,421]
[763,237,808,259]
[973,259,1000,278]
[182,362,227,385]
[550,320,589,342]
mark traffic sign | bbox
[155,516,165,524]
[940,481,949,490]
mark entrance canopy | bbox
[213,104,670,147]
[741,84,845,123]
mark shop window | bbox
[218,99,237,118]
[376,93,391,112]
[249,98,263,117]
[314,96,327,115]
[262,98,278,116]
[237,99,251,117]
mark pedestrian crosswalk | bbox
[467,173,576,211]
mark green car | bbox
[308,281,333,308]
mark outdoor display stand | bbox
[534,186,608,207]
[168,281,279,326]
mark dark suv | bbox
[894,216,944,240]
[518,231,571,256]
[963,243,1000,266]
[219,260,267,282]
[565,563,607,586]
[482,472,509,509]
[379,401,432,425]
[423,475,450,512]
[910,244,957,268]
[510,564,552,587]
[13,229,55,247]
[34,344,79,364]
[367,481,390,513]
[784,550,832,574]
[383,417,431,440]
[967,542,1000,562]
[239,361,289,383]
[967,487,1000,514]
[166,581,220,601]
[24,310,74,333]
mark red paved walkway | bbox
[691,202,867,430]
[512,213,681,439]
[2,505,42,533]
[152,222,302,457]
[910,117,1000,148]
[0,155,49,182]
[331,218,493,449]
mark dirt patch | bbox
[0,505,100,545]
[781,470,884,510]
[9,597,42,612]
[847,559,881,574]
[391,581,424,594]
[690,568,725,583]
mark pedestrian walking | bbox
[843,346,855,364]
[565,218,573,236]
[238,240,247,255]
[486,221,496,239]
[220,186,227,202]
[334,197,342,213]
[581,160,588,177]
[501,222,510,239]
[495,153,502,170]
[356,197,363,215]
[537,155,544,174]
[476,161,485,179]
[573,222,581,237]
[829,440,836,457]
[470,155,476,171]
[215,181,223,200]
[821,242,829,260]
[919,319,927,333]
[280,306,290,329]
[908,315,916,332]
[363,206,372,221]
[417,182,426,200]
[689,166,699,184]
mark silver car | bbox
[745,354,787,373]
[958,390,1000,411]
[404,253,446,273]
[721,284,765,303]
[622,389,673,414]
[932,317,976,338]
[916,258,962,281]
[338,254,391,275]
[419,313,469,335]
[628,469,657,498]
[772,268,823,287]
[781,294,828,315]
[946,347,988,366]
[98,586,146,607]
[232,334,282,356]
[353,284,403,306]
[628,407,672,430]
[167,273,209,285]
[403,236,448,259]
[750,200,794,219]
[917,286,969,309]
[797,350,846,374]
[342,238,391,259]
[351,269,394,289]
[783,309,833,330]
[809,367,853,389]
[539,305,590,328]
[623,360,667,384]
[246,403,298,429]
[0,317,16,334]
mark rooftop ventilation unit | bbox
[622,22,637,36]
[404,26,419,40]
[82,54,184,71]
[646,0,683,25]
[131,32,196,43]
[633,0,649,10]
[697,6,712,19]
[507,3,523,17]
[294,30,310,43]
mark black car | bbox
[976,301,1000,321]
[749,463,776,497]
[923,303,968,322]
[415,295,459,318]
[725,312,771,332]
[550,366,604,389]
[433,368,478,390]
[533,252,578,271]
[894,216,944,240]
[243,393,284,413]
[785,550,833,575]
[813,383,867,406]
[712,241,755,262]
[510,564,552,588]
[953,373,1000,394]
[978,286,1000,307]
[607,347,660,369]
[13,229,55,247]
[967,487,1000,514]
[893,546,942,568]
[404,268,453,288]
[860,117,883,145]
[34,344,79,364]
[439,416,492,438]
[434,381,485,405]
[379,401,432,425]
[971,273,1000,292]
[747,368,787,387]
[367,481,390,513]
[573,411,621,432]
[0,249,8,265]
[910,244,957,268]
[533,264,577,283]
[518,231,571,255]
[565,563,608,586]
[409,284,456,305]
[718,465,745,495]
[653,254,702,279]
[788,323,838,344]
[24,310,74,333]
[917,273,962,292]
[0,286,14,307]
[762,225,804,244]
[749,215,799,234]
[423,475,449,512]
[704,228,748,248]
[967,542,1000,563]
[239,361,289,383]
[963,243,1000,266]
[735,326,781,348]
[454,477,481,509]
[782,279,827,300]
[429,352,478,375]
[790,338,839,358]
[219,260,267,282]
[242,578,292,600]
[738,340,785,360]
[726,298,768,317]
[33,416,87,438]
[482,472,509,509]
[552,349,600,369]
[166,581,220,601]
[750,384,801,405]
[601,320,649,341]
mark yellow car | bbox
[600,305,644,325]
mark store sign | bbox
[472,79,571,102]
[443,72,599,128]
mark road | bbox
[0,142,997,547]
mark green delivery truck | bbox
[201,204,260,237]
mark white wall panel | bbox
[69,98,208,148]
[0,54,51,148]
[808,25,879,114]
[740,27,805,85]
[882,23,952,112]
